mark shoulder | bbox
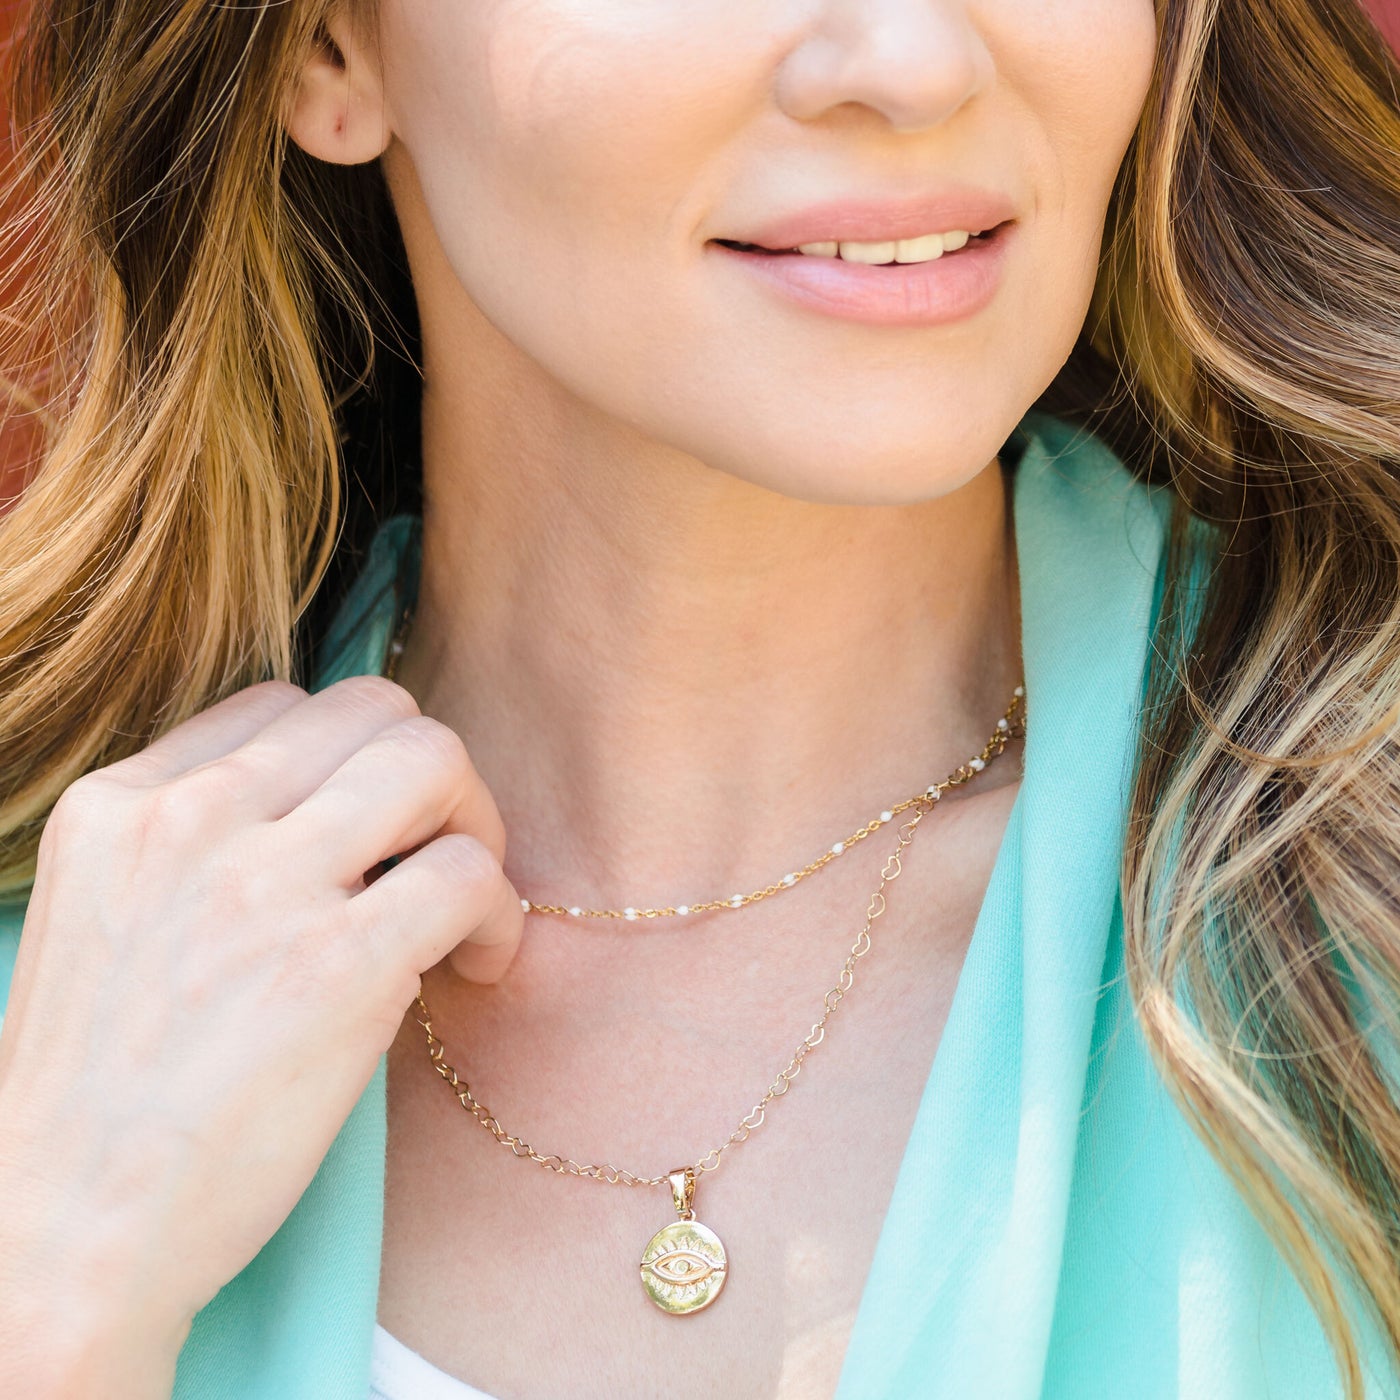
[1007,410,1235,657]
[1007,409,1187,648]
[1009,408,1175,542]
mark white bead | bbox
[970,757,986,771]
[677,905,689,916]
[830,842,844,856]
[568,906,583,917]
[1014,685,1025,697]
[926,784,938,796]
[624,907,637,920]
[997,717,1010,731]
[520,897,531,912]
[729,895,744,907]
[880,810,893,823]
[781,874,797,886]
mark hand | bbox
[0,676,524,1344]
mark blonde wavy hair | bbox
[2,0,1399,1390]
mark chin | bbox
[702,411,1025,508]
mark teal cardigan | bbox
[2,412,1395,1398]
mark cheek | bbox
[379,0,745,256]
[944,0,1157,420]
[990,0,1159,216]
[377,0,781,441]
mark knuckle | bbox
[383,715,472,772]
[167,756,258,814]
[48,771,120,827]
[131,776,211,837]
[42,767,143,851]
[324,674,421,725]
[249,678,307,701]
[45,773,225,876]
[43,770,128,851]
[237,678,308,714]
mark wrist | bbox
[0,1294,188,1399]
[0,1137,193,1397]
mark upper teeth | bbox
[796,230,975,264]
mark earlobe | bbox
[283,15,394,166]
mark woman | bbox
[0,0,1398,1394]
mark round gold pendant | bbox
[640,1166,728,1314]
[639,1217,728,1314]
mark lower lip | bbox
[709,223,1014,328]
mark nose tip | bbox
[777,2,994,133]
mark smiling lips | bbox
[710,187,1018,325]
[710,219,1014,327]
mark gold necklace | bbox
[385,603,1025,921]
[384,603,1025,1314]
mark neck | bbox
[393,377,1024,913]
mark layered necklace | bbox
[384,605,1025,1315]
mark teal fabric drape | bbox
[1,411,1393,1397]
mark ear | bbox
[284,9,394,165]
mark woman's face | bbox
[340,0,1158,505]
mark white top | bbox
[369,1321,503,1400]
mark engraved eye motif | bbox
[640,1217,728,1313]
[644,1247,718,1287]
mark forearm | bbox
[0,1135,190,1399]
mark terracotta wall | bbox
[1,0,1397,509]
[1375,0,1400,50]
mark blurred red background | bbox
[1,0,1398,509]
[1376,0,1400,48]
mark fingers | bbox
[99,669,524,987]
[350,833,525,985]
[109,682,309,783]
[108,677,427,828]
[274,711,507,882]
[170,675,430,822]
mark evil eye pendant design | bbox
[639,1168,728,1314]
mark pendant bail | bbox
[668,1166,696,1221]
